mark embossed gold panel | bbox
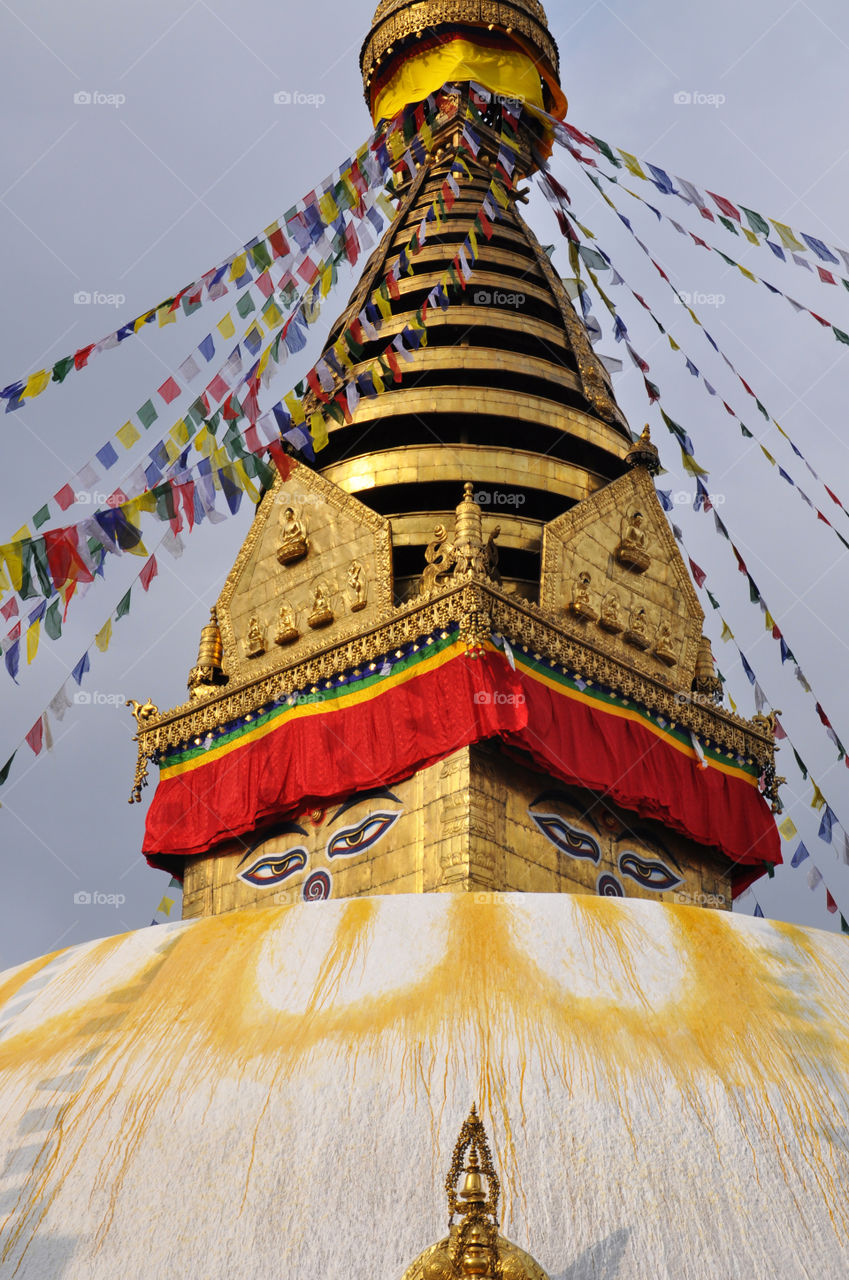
[540,466,704,690]
[215,465,393,683]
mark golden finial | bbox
[624,424,661,475]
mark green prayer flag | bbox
[116,588,131,619]
[793,749,808,779]
[718,216,739,236]
[325,399,345,427]
[717,251,737,268]
[249,241,271,273]
[841,915,849,936]
[833,326,849,346]
[153,484,175,522]
[590,136,622,167]
[0,752,16,788]
[181,294,202,317]
[138,399,158,429]
[740,206,770,238]
[51,356,74,384]
[706,589,720,610]
[748,577,760,604]
[32,504,50,530]
[44,598,62,640]
[740,423,753,438]
[30,540,52,597]
[236,292,256,319]
[756,400,769,419]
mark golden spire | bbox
[400,1104,550,1280]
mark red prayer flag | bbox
[707,191,741,222]
[688,558,707,588]
[385,348,402,383]
[306,369,329,403]
[266,440,293,480]
[255,271,273,300]
[816,509,831,526]
[825,486,842,507]
[54,483,75,512]
[25,717,44,757]
[207,374,230,403]
[827,889,838,914]
[817,267,837,285]
[73,344,95,370]
[1,598,19,621]
[297,257,319,285]
[334,392,352,425]
[268,228,289,259]
[386,271,400,301]
[344,223,360,267]
[349,318,366,346]
[42,527,94,591]
[140,555,158,592]
[809,311,831,327]
[478,209,493,240]
[243,424,262,454]
[158,377,181,405]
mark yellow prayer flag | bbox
[376,191,399,222]
[728,692,737,713]
[764,610,776,631]
[256,349,271,379]
[284,392,306,425]
[195,427,216,457]
[0,560,9,596]
[375,289,392,322]
[490,180,510,210]
[618,150,647,180]
[116,420,141,450]
[687,308,702,326]
[371,363,385,395]
[26,618,40,665]
[95,617,112,652]
[738,265,758,283]
[134,311,154,332]
[157,304,176,327]
[233,459,261,503]
[163,439,180,464]
[778,817,798,841]
[217,313,235,340]
[811,782,826,811]
[333,339,353,371]
[387,131,405,161]
[320,264,333,299]
[469,225,479,259]
[680,449,709,477]
[262,300,282,328]
[309,411,329,453]
[157,896,175,916]
[318,189,339,224]
[667,335,680,352]
[170,419,190,446]
[420,121,433,152]
[3,543,23,593]
[720,619,734,642]
[23,370,50,399]
[230,252,248,280]
[770,221,805,253]
[742,228,759,246]
[760,445,776,465]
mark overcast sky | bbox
[1,0,848,969]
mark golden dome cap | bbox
[360,0,561,106]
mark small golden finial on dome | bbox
[187,606,228,700]
[624,424,661,475]
[399,1104,550,1280]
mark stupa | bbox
[1,3,847,1277]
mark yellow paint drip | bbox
[0,898,848,1265]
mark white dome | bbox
[0,894,847,1277]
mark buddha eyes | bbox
[530,814,601,864]
[327,811,401,859]
[238,849,308,887]
[618,852,682,892]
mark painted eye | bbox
[618,852,682,892]
[327,811,400,859]
[530,814,601,863]
[597,873,625,897]
[238,849,307,887]
[303,871,332,901]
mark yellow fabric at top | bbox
[372,39,545,123]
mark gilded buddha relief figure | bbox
[277,504,309,565]
[615,509,651,572]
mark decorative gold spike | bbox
[624,424,662,475]
[187,607,228,701]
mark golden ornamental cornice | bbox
[361,0,560,94]
[131,578,776,774]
